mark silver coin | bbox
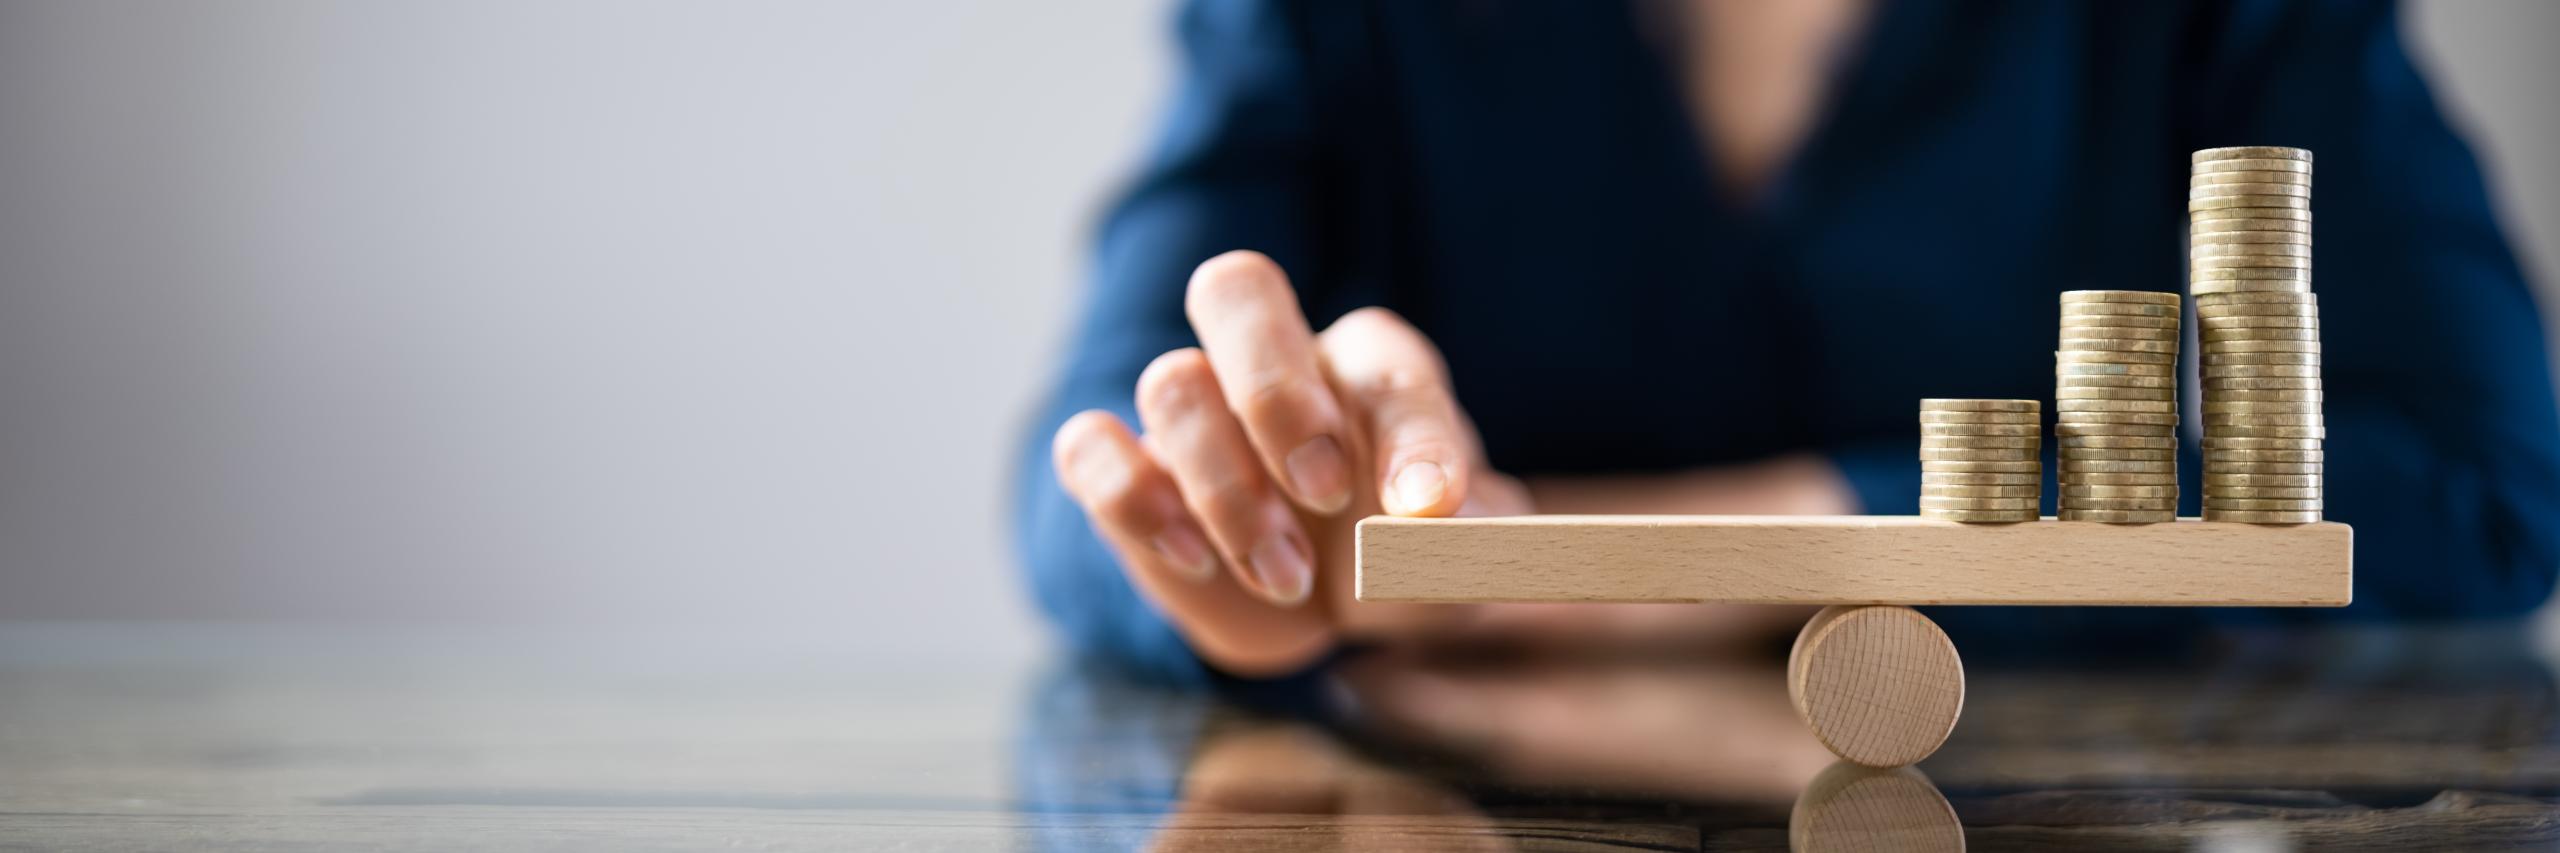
[2191,194,2311,212]
[2190,205,2312,222]
[2190,181,2312,199]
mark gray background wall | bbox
[1,1,2553,664]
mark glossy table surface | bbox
[3,620,2557,851]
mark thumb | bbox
[1316,308,1473,517]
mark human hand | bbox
[1052,251,1516,676]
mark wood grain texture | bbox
[1357,515,2352,605]
[1790,606,1965,768]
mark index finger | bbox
[1184,251,1353,515]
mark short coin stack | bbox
[1918,399,2042,523]
[2055,291,2182,523]
[2192,146,2321,523]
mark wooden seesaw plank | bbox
[1356,515,2351,606]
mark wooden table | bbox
[3,621,2554,850]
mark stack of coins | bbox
[2192,146,2320,523]
[1918,399,2041,523]
[2055,291,2182,523]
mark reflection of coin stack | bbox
[2192,146,2321,523]
[1918,399,2041,523]
[2055,291,2181,523]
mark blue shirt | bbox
[1013,0,2560,682]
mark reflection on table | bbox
[1017,622,2560,851]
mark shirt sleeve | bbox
[1012,0,1354,681]
[2178,0,2560,619]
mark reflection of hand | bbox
[1152,722,1508,853]
[1052,250,1523,676]
[1338,653,1836,803]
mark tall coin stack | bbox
[2192,146,2321,523]
[2055,291,2182,523]
[1918,399,2042,523]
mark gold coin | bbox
[2192,280,2315,294]
[2204,364,2323,379]
[2204,378,2323,392]
[2057,435,2178,449]
[2198,306,2320,321]
[2056,398,2177,413]
[2209,487,2323,500]
[2204,415,2324,429]
[1923,436,2042,449]
[2057,361,2176,377]
[1921,484,2043,498]
[2199,313,2319,328]
[2192,254,2314,270]
[2059,447,2176,462]
[2055,385,2176,400]
[2190,217,2312,235]
[2205,402,2323,417]
[1922,472,2041,485]
[1921,460,2043,473]
[2058,460,2178,473]
[2055,422,2176,437]
[2191,170,2314,186]
[2202,326,2321,341]
[2200,436,2324,450]
[2062,485,2179,498]
[2062,301,2180,317]
[1920,399,2041,412]
[2201,348,2324,361]
[2203,498,2324,511]
[2190,206,2312,222]
[1921,448,2042,462]
[2206,388,2323,402]
[2191,232,2312,247]
[2206,426,2328,440]
[2057,350,2176,366]
[2189,265,2313,280]
[2194,146,2313,163]
[2059,374,2178,389]
[2059,411,2181,426]
[2192,157,2313,173]
[2202,509,2321,523]
[1920,422,2042,437]
[2207,462,2325,475]
[2192,242,2312,258]
[2060,509,2179,523]
[2060,314,2181,329]
[2204,471,2322,485]
[2059,340,2181,357]
[2059,472,2179,486]
[1919,412,2042,425]
[2063,498,2179,511]
[2195,289,2317,304]
[1920,496,2044,510]
[1924,509,2041,523]
[2204,452,2322,465]
[2060,290,2182,305]
[2212,340,2321,355]
[2191,194,2311,212]
[2190,181,2312,199]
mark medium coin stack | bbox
[2192,145,2321,523]
[1919,399,2042,523]
[2055,290,2182,523]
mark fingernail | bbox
[1285,435,1352,514]
[1388,461,1447,515]
[1152,527,1217,581]
[1249,532,1315,606]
